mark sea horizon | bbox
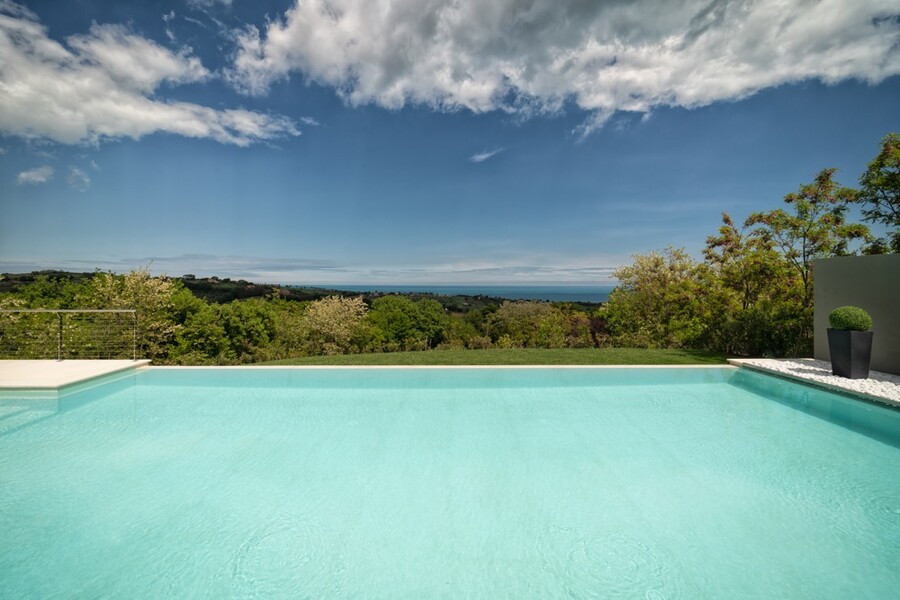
[304,284,616,303]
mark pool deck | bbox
[0,360,151,390]
[729,358,900,408]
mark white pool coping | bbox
[729,358,900,408]
[0,360,151,391]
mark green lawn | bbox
[258,348,727,366]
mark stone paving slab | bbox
[729,358,900,408]
[0,360,151,390]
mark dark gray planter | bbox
[827,329,873,379]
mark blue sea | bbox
[324,285,614,303]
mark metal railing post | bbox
[57,312,63,361]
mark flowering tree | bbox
[302,295,368,355]
[76,269,178,359]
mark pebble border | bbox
[729,358,900,408]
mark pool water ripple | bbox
[230,514,344,598]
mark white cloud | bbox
[226,0,900,132]
[66,166,90,191]
[299,116,321,126]
[0,2,299,146]
[0,146,6,154]
[469,148,504,163]
[183,15,207,28]
[187,0,232,8]
[162,10,176,43]
[16,165,53,185]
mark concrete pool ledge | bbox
[729,358,900,408]
[0,360,151,391]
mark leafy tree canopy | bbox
[857,132,900,252]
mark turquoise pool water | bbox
[1,367,898,598]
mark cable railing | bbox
[0,309,137,360]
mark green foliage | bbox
[366,295,450,351]
[11,274,81,308]
[76,269,179,360]
[218,299,275,362]
[1,270,603,363]
[856,132,900,252]
[487,301,566,348]
[828,306,872,331]
[699,212,810,356]
[300,295,368,355]
[603,247,708,348]
[746,169,870,308]
[604,143,894,358]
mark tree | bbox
[410,299,450,348]
[301,295,368,355]
[76,269,179,359]
[219,299,275,362]
[701,214,812,356]
[603,246,708,348]
[704,213,787,311]
[856,132,900,252]
[262,294,308,361]
[367,296,450,351]
[745,169,870,310]
[173,302,232,364]
[487,301,565,348]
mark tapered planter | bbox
[827,329,873,379]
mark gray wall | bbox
[813,254,900,375]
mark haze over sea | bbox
[323,285,615,303]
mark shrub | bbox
[828,306,872,331]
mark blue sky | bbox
[1,0,898,285]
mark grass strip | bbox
[258,348,727,366]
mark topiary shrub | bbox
[828,306,873,331]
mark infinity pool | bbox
[1,367,898,598]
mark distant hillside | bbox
[0,270,96,293]
[1,271,602,314]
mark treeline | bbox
[0,271,607,364]
[600,133,899,357]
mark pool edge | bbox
[0,360,151,396]
[729,359,900,409]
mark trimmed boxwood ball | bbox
[828,306,873,331]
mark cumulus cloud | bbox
[0,1,299,146]
[66,166,91,191]
[16,165,53,185]
[226,0,900,134]
[469,148,504,163]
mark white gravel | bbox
[729,358,900,407]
